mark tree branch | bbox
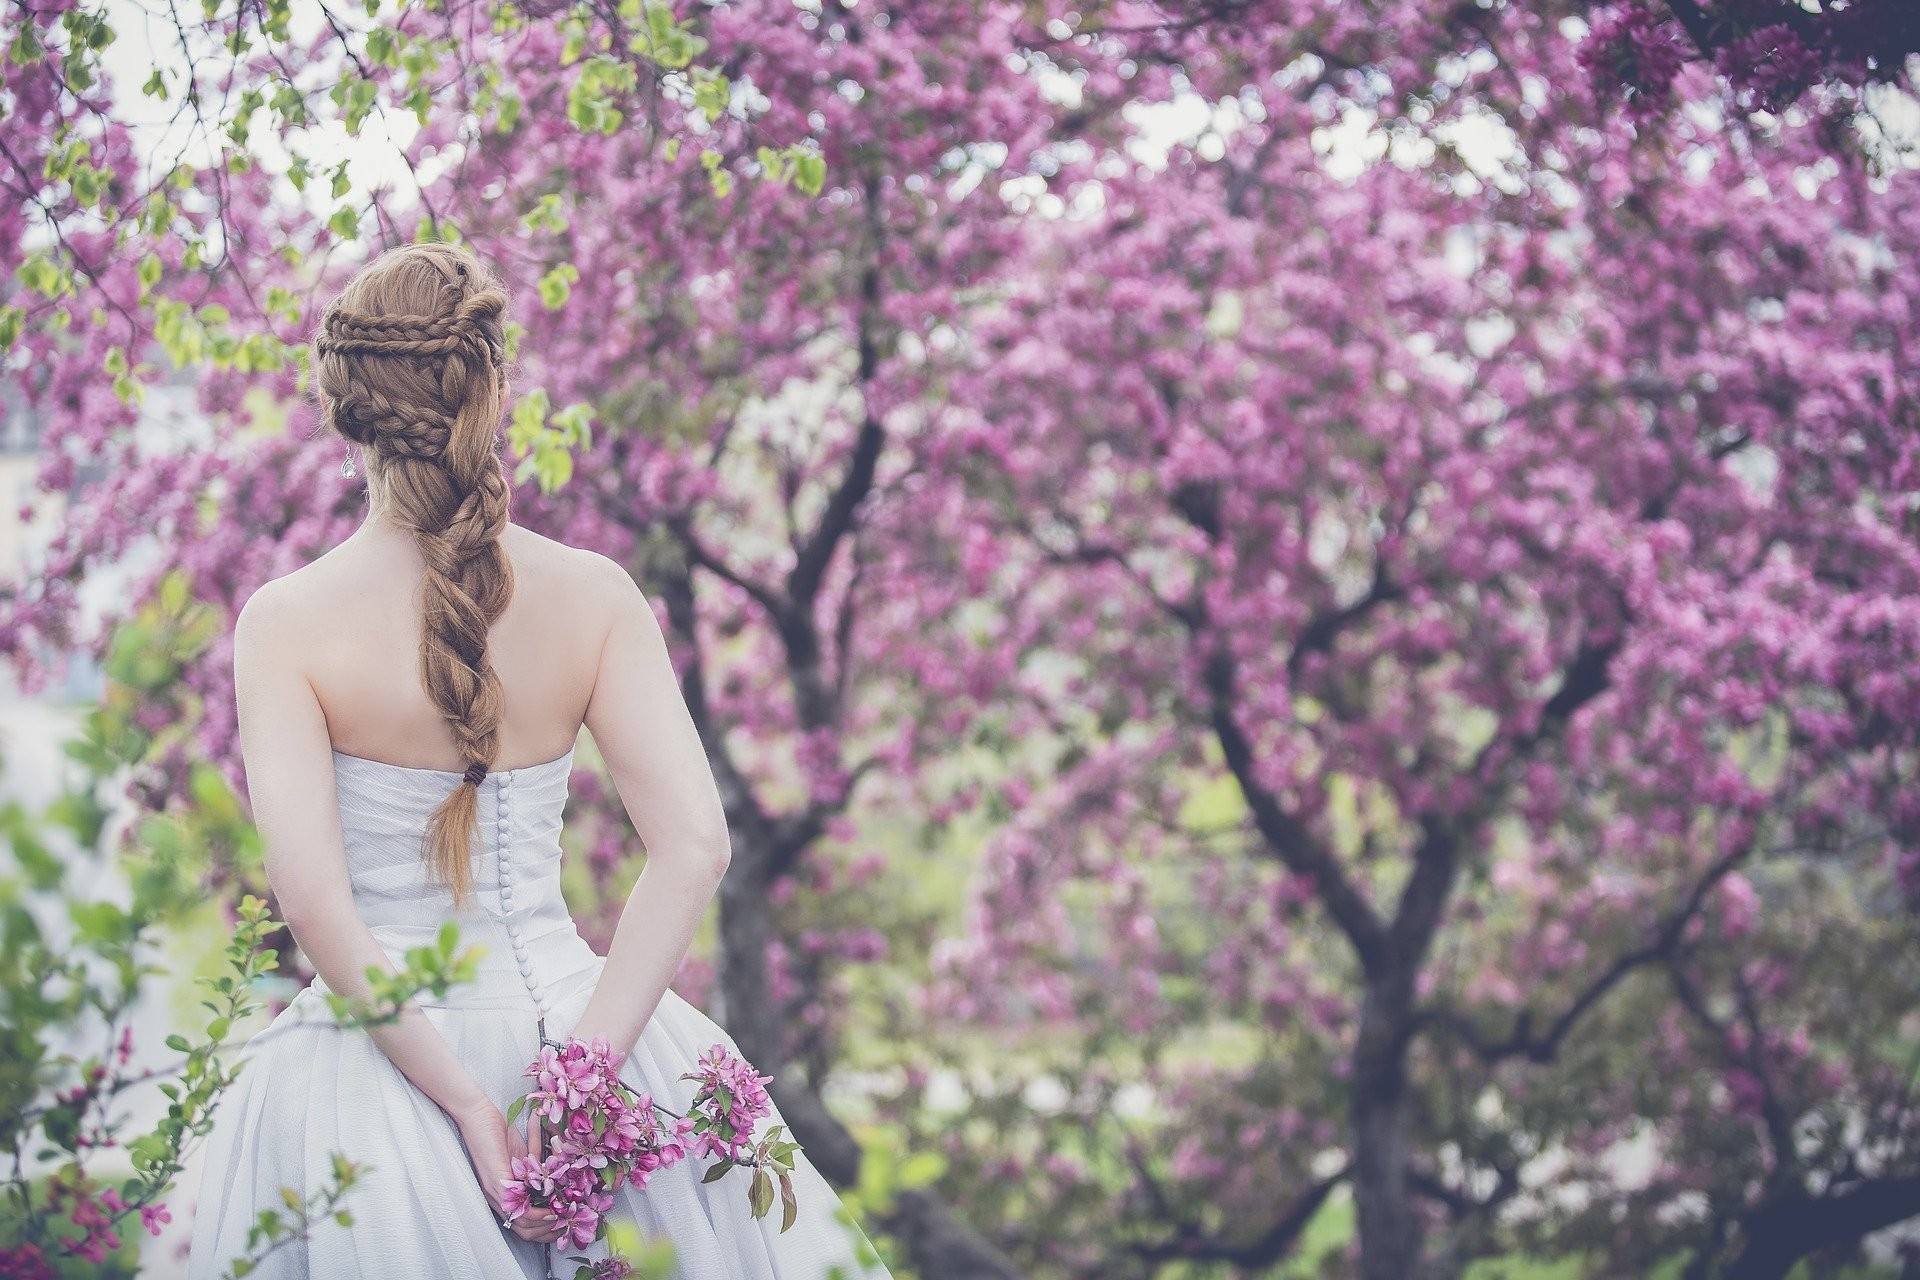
[1127,1160,1352,1268]
[1286,558,1404,679]
[672,516,791,623]
[1203,645,1390,971]
[1724,1174,1920,1280]
[1412,837,1751,1064]
[656,562,772,842]
[788,170,888,611]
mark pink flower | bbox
[0,1244,54,1280]
[498,1159,538,1222]
[70,1195,106,1230]
[552,1199,601,1250]
[140,1203,172,1236]
[503,1035,721,1244]
[683,1043,774,1163]
[504,1036,792,1242]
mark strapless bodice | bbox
[319,744,602,1019]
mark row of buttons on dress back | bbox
[495,771,550,1019]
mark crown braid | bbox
[313,242,515,907]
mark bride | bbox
[186,242,893,1279]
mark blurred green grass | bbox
[1270,1193,1901,1280]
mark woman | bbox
[186,242,892,1279]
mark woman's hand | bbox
[453,1101,567,1247]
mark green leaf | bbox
[158,568,189,613]
[537,262,580,309]
[128,1132,170,1164]
[793,151,826,197]
[701,1160,732,1183]
[749,1167,774,1217]
[17,253,67,299]
[521,193,570,235]
[691,68,729,123]
[69,898,130,943]
[898,1150,947,1189]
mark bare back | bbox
[280,521,611,771]
[235,507,725,895]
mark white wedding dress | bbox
[187,744,893,1280]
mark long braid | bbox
[313,243,515,907]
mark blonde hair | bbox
[313,242,514,907]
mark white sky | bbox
[99,0,439,221]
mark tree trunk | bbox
[1351,969,1426,1280]
[772,1074,1025,1279]
[1723,1176,1920,1280]
[712,828,1027,1279]
[714,844,784,1076]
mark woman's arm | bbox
[564,557,732,1059]
[232,581,562,1242]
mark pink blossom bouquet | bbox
[501,1034,806,1259]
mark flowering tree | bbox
[2,0,810,645]
[919,5,1920,1279]
[7,2,1920,1278]
[3,1,1069,1274]
[1579,0,1918,121]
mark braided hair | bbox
[313,242,515,907]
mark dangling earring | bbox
[341,446,357,479]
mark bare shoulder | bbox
[502,525,649,627]
[233,568,320,663]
